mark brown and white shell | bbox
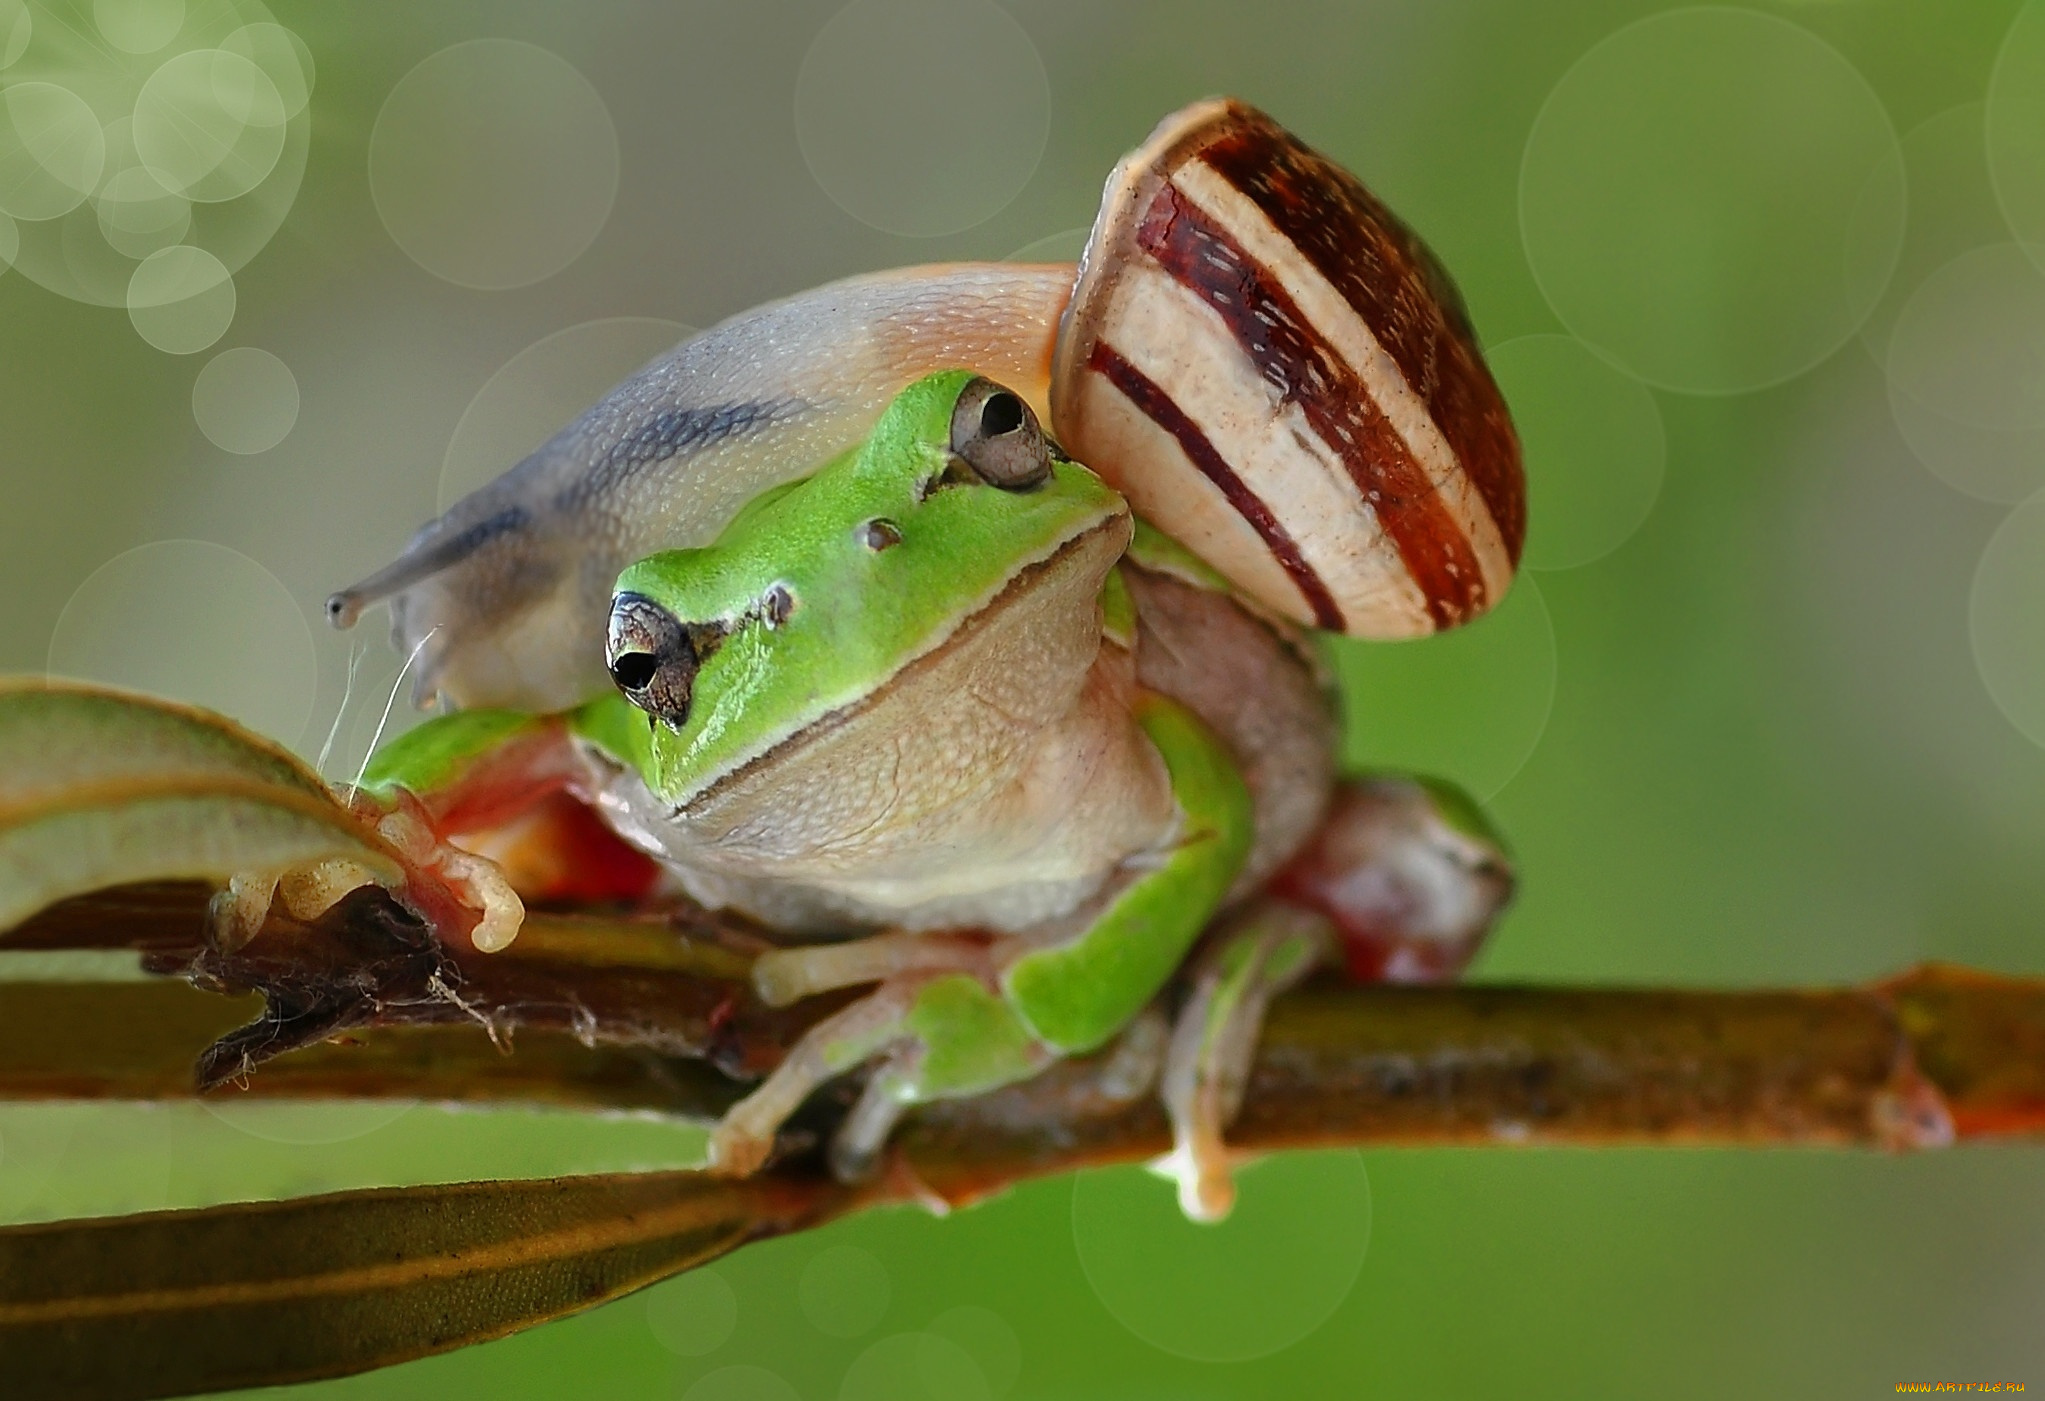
[1055,99,1524,638]
[331,99,1523,712]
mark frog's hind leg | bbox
[709,970,1055,1180]
[728,931,1012,1179]
[708,977,928,1178]
[715,693,1254,1185]
[1271,775,1515,985]
[830,1044,926,1183]
[1159,903,1333,1222]
[751,931,993,1007]
[1161,775,1517,1221]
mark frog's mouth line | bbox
[673,511,1131,815]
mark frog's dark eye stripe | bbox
[607,593,703,727]
[1053,101,1523,639]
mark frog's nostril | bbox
[610,652,658,691]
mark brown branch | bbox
[4,884,2042,1167]
[5,885,2045,1399]
[4,882,825,1089]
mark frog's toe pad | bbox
[434,847,524,952]
[1151,1140,1241,1223]
[208,873,282,952]
[208,858,393,952]
[367,805,527,953]
[705,1124,776,1178]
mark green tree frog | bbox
[231,372,1511,1219]
[232,99,1527,1219]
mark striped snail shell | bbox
[1055,99,1524,638]
[331,99,1522,712]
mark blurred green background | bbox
[5,0,2045,1395]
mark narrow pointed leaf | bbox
[0,1169,855,1401]
[0,684,395,935]
[0,980,262,1099]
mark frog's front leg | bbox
[214,710,654,953]
[709,693,1252,1180]
[710,969,1053,1179]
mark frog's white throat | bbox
[588,516,1179,936]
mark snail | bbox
[328,97,1524,715]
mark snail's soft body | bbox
[333,100,1522,713]
[333,263,1077,713]
[268,100,1522,1219]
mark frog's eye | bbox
[949,377,1052,491]
[607,593,701,727]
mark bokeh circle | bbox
[1988,0,2045,270]
[1520,7,1904,394]
[0,81,107,221]
[926,1306,1020,1398]
[1001,226,1087,264]
[1970,490,2045,748]
[192,346,299,454]
[222,22,311,119]
[839,1332,990,1401]
[96,159,193,262]
[680,1364,803,1401]
[133,47,288,204]
[1487,334,1666,570]
[1888,244,2045,432]
[440,317,690,510]
[0,0,309,312]
[127,243,235,353]
[1072,1150,1372,1361]
[1886,244,2045,503]
[799,1242,890,1338]
[647,1267,738,1357]
[1,0,30,69]
[47,539,318,745]
[369,39,619,290]
[94,0,185,56]
[200,1098,414,1145]
[795,0,1049,238]
[1333,571,1558,800]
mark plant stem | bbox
[5,888,2042,1189]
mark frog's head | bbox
[604,370,1130,803]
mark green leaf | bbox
[0,1169,852,1401]
[0,980,262,1101]
[0,682,395,936]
